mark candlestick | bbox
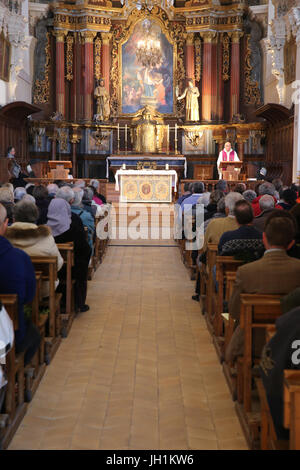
[167,124,170,155]
[117,123,120,154]
[125,124,128,155]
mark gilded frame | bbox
[110,6,185,118]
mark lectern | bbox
[219,161,243,181]
[48,161,72,179]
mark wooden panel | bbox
[193,164,214,180]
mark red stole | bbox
[222,150,235,161]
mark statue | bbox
[94,79,110,121]
[176,79,200,122]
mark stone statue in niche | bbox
[244,16,263,95]
[94,79,110,122]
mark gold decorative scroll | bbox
[94,36,102,81]
[33,32,51,104]
[222,33,230,81]
[66,34,74,81]
[194,37,201,82]
[244,34,261,106]
[110,5,185,118]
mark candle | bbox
[165,163,169,170]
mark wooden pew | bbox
[213,257,244,361]
[0,295,27,450]
[222,271,239,400]
[255,377,288,450]
[24,273,47,402]
[235,294,282,449]
[30,256,62,364]
[204,243,218,334]
[57,242,75,337]
[284,370,300,449]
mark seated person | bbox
[82,187,97,218]
[202,192,243,252]
[33,185,52,225]
[253,194,275,233]
[177,182,193,206]
[218,200,264,261]
[0,187,14,225]
[278,188,297,211]
[242,189,257,204]
[181,181,205,211]
[260,304,300,440]
[226,210,300,364]
[71,187,95,253]
[47,198,91,313]
[0,203,40,366]
[204,190,225,222]
[5,200,63,298]
[89,179,106,205]
[252,182,282,216]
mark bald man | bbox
[0,203,40,366]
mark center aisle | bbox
[9,243,247,450]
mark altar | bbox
[115,169,177,203]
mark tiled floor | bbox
[9,244,248,450]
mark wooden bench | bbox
[30,256,62,364]
[203,243,218,334]
[213,257,244,361]
[235,293,282,449]
[221,271,239,400]
[255,377,288,450]
[284,370,300,449]
[0,295,27,450]
[94,212,109,267]
[57,242,75,337]
[23,273,47,402]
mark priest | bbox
[216,141,240,179]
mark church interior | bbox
[0,0,300,452]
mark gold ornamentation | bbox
[33,32,51,104]
[92,128,107,146]
[137,161,157,170]
[81,31,96,44]
[244,34,261,106]
[94,36,101,81]
[222,33,230,81]
[194,37,201,81]
[123,180,138,201]
[200,31,216,43]
[66,34,74,81]
[57,128,69,152]
[110,6,185,117]
[184,128,204,147]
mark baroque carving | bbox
[194,37,201,81]
[244,34,261,107]
[94,35,101,81]
[33,31,51,104]
[66,34,74,81]
[222,33,230,81]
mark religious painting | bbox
[121,19,174,115]
[284,35,296,85]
